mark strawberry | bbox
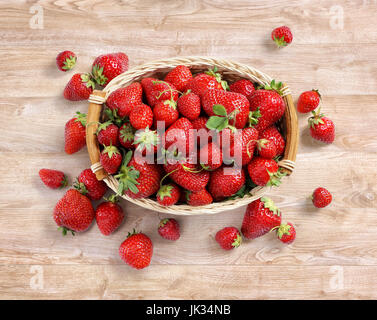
[192,115,212,145]
[199,142,223,170]
[208,166,246,200]
[229,79,255,100]
[119,231,153,269]
[241,197,282,239]
[63,73,95,101]
[158,218,180,240]
[297,90,321,113]
[54,189,95,234]
[92,52,129,86]
[116,151,162,199]
[157,183,181,206]
[106,82,143,118]
[274,222,296,244]
[185,189,213,206]
[64,111,87,154]
[185,67,228,97]
[255,138,277,159]
[177,91,201,121]
[153,100,179,127]
[203,90,250,130]
[259,125,285,156]
[141,78,178,107]
[75,168,107,201]
[119,122,135,149]
[226,127,258,166]
[164,65,192,92]
[100,145,122,174]
[97,121,119,146]
[56,50,76,72]
[192,116,209,131]
[271,26,293,47]
[311,187,332,208]
[308,109,335,144]
[95,195,124,236]
[163,160,210,192]
[215,227,242,250]
[164,117,195,156]
[133,127,161,155]
[247,157,284,187]
[129,103,153,130]
[248,81,286,131]
[39,169,68,189]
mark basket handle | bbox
[280,89,298,175]
[86,90,108,181]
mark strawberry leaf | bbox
[206,116,228,131]
[213,104,227,116]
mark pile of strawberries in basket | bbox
[39,26,335,270]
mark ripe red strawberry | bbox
[129,103,153,130]
[119,122,135,149]
[56,50,76,72]
[119,231,153,269]
[271,26,293,47]
[275,222,296,244]
[208,166,246,200]
[185,67,227,97]
[255,138,277,159]
[100,145,122,174]
[95,195,125,236]
[141,78,178,107]
[192,115,212,145]
[157,183,181,206]
[75,168,107,201]
[226,127,259,166]
[247,157,284,186]
[164,117,195,156]
[192,116,209,131]
[39,169,68,189]
[92,52,129,86]
[229,79,255,100]
[297,90,321,113]
[311,187,332,208]
[259,125,285,156]
[241,197,282,239]
[248,81,286,131]
[64,112,87,154]
[199,142,223,170]
[106,82,143,118]
[116,151,162,199]
[158,218,180,240]
[63,73,95,101]
[54,189,95,234]
[186,189,213,206]
[177,91,201,121]
[203,90,250,129]
[163,160,210,192]
[97,121,119,146]
[153,100,179,127]
[308,110,335,144]
[215,227,242,250]
[164,65,192,92]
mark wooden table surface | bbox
[1,0,377,300]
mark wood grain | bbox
[0,0,377,299]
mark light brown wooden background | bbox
[1,0,377,300]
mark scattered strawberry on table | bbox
[308,109,335,144]
[158,218,180,241]
[274,222,296,244]
[271,26,293,47]
[119,231,153,269]
[56,50,77,72]
[95,195,125,236]
[215,227,242,250]
[312,187,332,208]
[39,169,68,189]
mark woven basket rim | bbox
[87,56,297,216]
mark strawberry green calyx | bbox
[276,223,291,239]
[255,139,269,151]
[114,151,140,195]
[232,234,242,248]
[81,73,96,90]
[206,104,237,132]
[133,127,160,153]
[62,55,77,70]
[103,144,120,159]
[273,36,288,48]
[261,197,281,215]
[96,121,113,134]
[248,109,261,126]
[308,108,325,128]
[60,175,68,188]
[104,107,125,127]
[312,89,321,99]
[92,65,107,86]
[205,66,229,91]
[157,185,174,201]
[73,180,88,196]
[266,168,286,187]
[127,228,139,238]
[103,194,118,203]
[74,111,87,126]
[159,218,170,228]
[263,79,284,96]
[58,226,75,236]
[120,123,135,142]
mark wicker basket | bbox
[86,56,298,215]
